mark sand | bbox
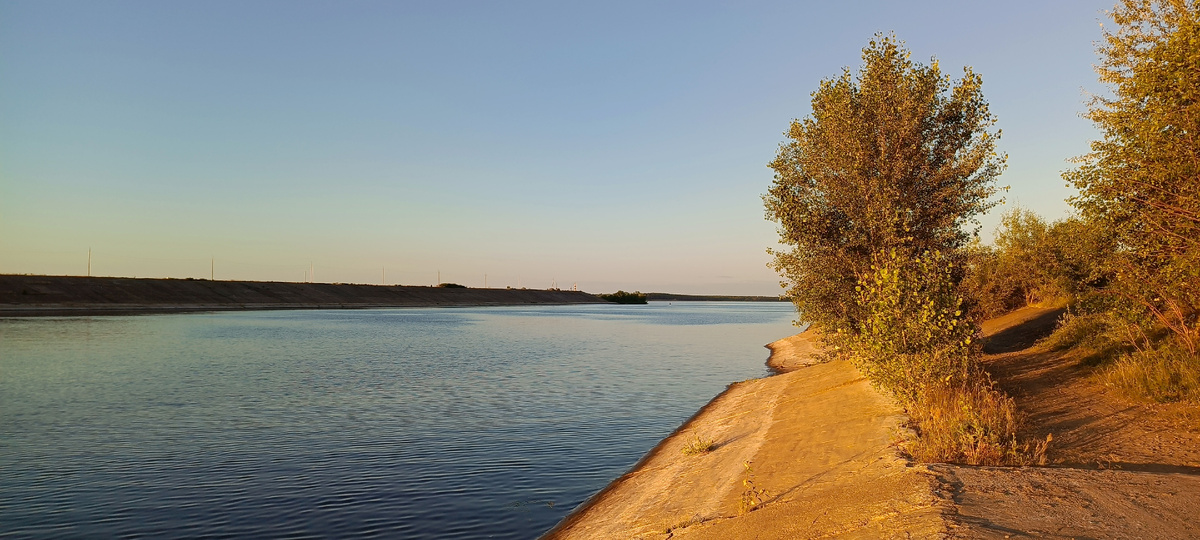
[547,308,1200,539]
[545,329,951,539]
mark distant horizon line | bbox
[0,273,787,299]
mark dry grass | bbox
[662,515,704,534]
[904,380,1049,466]
[680,435,718,456]
[1038,312,1129,366]
[1103,342,1200,403]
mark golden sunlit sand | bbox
[546,328,950,539]
[548,310,1200,539]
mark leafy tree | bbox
[765,34,1006,335]
[993,208,1053,305]
[1064,0,1200,353]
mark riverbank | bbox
[544,328,950,539]
[0,275,605,316]
[549,307,1200,538]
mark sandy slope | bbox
[545,330,951,539]
[548,307,1200,539]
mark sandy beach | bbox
[545,328,950,539]
[547,308,1200,539]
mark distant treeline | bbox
[0,275,605,315]
[645,293,786,302]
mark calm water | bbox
[1,302,798,538]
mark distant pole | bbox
[211,257,214,281]
[437,270,440,285]
[382,266,386,285]
[87,248,91,277]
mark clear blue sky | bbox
[1,1,1112,295]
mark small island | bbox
[597,290,648,304]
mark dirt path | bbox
[937,306,1200,539]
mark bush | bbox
[962,210,1116,320]
[437,282,467,288]
[843,250,977,404]
[838,249,1049,465]
[962,241,1025,320]
[599,290,647,304]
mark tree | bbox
[1064,0,1200,353]
[765,34,1006,336]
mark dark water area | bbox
[0,302,798,538]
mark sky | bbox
[1,0,1114,295]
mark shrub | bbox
[599,290,648,304]
[437,282,467,288]
[680,435,717,456]
[843,250,977,404]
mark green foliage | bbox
[437,282,467,288]
[1064,0,1200,354]
[962,209,1116,319]
[765,34,1005,336]
[680,435,717,456]
[844,250,978,404]
[598,290,648,304]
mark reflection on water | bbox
[0,302,798,538]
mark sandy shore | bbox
[544,329,950,539]
[549,308,1200,539]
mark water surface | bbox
[1,302,798,538]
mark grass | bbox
[904,379,1048,466]
[662,515,703,534]
[680,435,718,456]
[1102,342,1200,403]
[1038,312,1130,365]
[1043,311,1200,403]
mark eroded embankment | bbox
[545,330,950,539]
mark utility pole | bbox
[87,248,91,277]
[211,257,214,281]
[382,267,386,285]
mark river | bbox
[0,302,797,538]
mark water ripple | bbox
[1,303,797,538]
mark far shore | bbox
[0,274,606,316]
[0,275,789,317]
